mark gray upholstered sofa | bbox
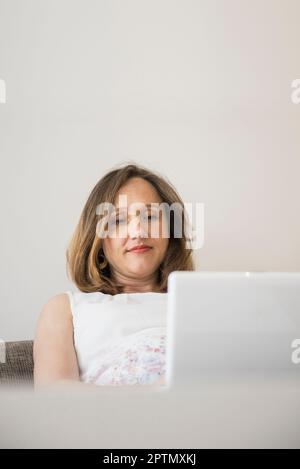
[0,340,34,387]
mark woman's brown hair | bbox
[66,162,195,294]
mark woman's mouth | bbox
[128,246,152,254]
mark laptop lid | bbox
[165,271,300,387]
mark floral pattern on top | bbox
[84,327,166,386]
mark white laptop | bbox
[165,271,300,388]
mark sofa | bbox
[0,340,34,387]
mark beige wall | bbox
[0,0,299,340]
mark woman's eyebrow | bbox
[115,203,159,214]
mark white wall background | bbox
[0,0,299,340]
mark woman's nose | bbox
[128,216,148,238]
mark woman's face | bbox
[102,177,169,283]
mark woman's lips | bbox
[128,246,152,254]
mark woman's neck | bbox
[111,270,159,293]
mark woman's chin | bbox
[126,263,155,277]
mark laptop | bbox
[165,271,300,388]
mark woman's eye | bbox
[113,213,159,224]
[116,218,126,225]
[140,213,159,221]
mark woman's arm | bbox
[33,293,86,391]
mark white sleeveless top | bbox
[64,290,168,386]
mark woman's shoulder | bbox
[36,293,74,332]
[37,290,102,325]
[41,292,70,312]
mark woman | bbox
[33,163,195,390]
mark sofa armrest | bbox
[0,340,34,387]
